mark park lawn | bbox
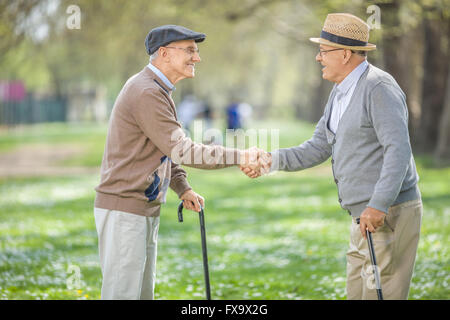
[0,121,449,300]
[0,122,107,167]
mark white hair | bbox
[149,50,159,62]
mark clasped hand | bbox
[239,147,272,178]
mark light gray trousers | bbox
[94,208,160,300]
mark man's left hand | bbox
[359,207,386,239]
[180,189,205,212]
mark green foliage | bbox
[3,0,449,130]
[0,40,52,90]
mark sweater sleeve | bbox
[270,112,332,172]
[132,89,240,169]
[367,82,412,213]
[169,161,192,198]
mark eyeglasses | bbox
[318,48,344,57]
[164,46,200,56]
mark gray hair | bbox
[351,50,367,57]
[149,50,159,62]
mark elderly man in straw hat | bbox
[242,13,422,300]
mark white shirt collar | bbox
[337,60,368,95]
[147,63,175,91]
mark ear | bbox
[342,49,352,64]
[159,47,169,61]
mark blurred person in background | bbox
[237,102,253,128]
[176,94,202,134]
[226,101,242,130]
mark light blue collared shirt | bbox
[329,60,369,134]
[147,63,175,91]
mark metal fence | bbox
[0,94,67,125]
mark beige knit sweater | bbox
[95,67,240,216]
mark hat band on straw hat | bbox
[320,30,367,47]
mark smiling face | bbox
[315,44,348,83]
[163,39,201,83]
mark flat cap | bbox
[145,25,206,55]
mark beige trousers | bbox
[346,199,423,300]
[94,208,160,300]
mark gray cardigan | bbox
[271,64,420,217]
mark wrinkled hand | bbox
[359,207,386,239]
[239,147,272,178]
[180,189,205,212]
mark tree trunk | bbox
[400,25,424,145]
[378,1,424,147]
[434,71,450,163]
[418,18,450,152]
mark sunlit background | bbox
[0,0,449,300]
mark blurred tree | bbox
[435,71,450,163]
[1,0,449,160]
[376,0,450,161]
[418,8,450,153]
[0,0,41,55]
[378,0,423,143]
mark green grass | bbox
[0,121,449,300]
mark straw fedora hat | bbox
[310,13,376,51]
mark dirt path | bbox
[0,144,99,178]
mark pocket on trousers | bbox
[363,226,395,277]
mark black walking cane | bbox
[178,202,211,300]
[356,218,384,300]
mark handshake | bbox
[239,147,273,178]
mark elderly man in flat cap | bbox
[243,13,422,300]
[94,25,262,300]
